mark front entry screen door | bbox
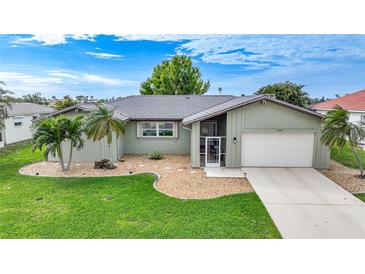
[205,137,220,167]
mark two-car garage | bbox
[188,98,330,169]
[241,131,315,167]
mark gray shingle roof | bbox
[182,95,323,124]
[32,103,97,121]
[38,95,323,123]
[5,103,54,116]
[106,95,235,121]
[182,95,262,124]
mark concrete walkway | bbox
[244,167,365,239]
[204,167,245,178]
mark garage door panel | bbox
[241,132,314,167]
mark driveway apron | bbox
[244,168,365,238]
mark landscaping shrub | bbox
[148,149,163,160]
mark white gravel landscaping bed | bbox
[19,154,253,199]
[319,160,365,193]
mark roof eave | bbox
[32,105,91,122]
[182,95,323,125]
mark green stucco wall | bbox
[123,121,191,154]
[48,132,122,162]
[225,101,330,168]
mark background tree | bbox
[54,95,79,110]
[218,87,223,95]
[75,95,95,103]
[83,105,125,160]
[17,92,49,105]
[0,81,15,129]
[255,81,310,107]
[309,96,326,105]
[32,115,84,171]
[140,55,210,95]
[321,105,365,177]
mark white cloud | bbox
[47,70,136,85]
[176,35,365,69]
[0,69,137,96]
[0,71,63,85]
[115,34,203,42]
[47,70,80,80]
[12,34,67,46]
[81,73,127,85]
[116,34,365,71]
[86,51,122,60]
[70,34,96,42]
[11,34,95,46]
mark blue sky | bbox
[1,34,365,99]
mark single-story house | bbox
[45,95,330,168]
[0,102,54,147]
[311,89,365,128]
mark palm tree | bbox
[83,105,125,159]
[64,115,84,170]
[0,81,15,129]
[32,115,85,171]
[321,105,365,177]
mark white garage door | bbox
[241,131,315,167]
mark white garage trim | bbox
[241,131,315,167]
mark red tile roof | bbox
[311,89,365,111]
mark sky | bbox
[1,34,365,99]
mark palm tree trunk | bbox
[66,142,73,171]
[57,146,66,171]
[351,145,364,177]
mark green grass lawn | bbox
[0,141,280,239]
[331,143,365,169]
[355,193,365,202]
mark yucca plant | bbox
[148,149,164,160]
[321,105,365,177]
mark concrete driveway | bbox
[244,168,365,239]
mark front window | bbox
[142,122,157,136]
[141,122,175,137]
[361,115,365,125]
[14,122,23,127]
[158,122,173,136]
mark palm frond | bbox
[84,105,125,145]
[321,105,365,176]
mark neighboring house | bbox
[311,89,365,146]
[0,103,54,147]
[46,95,330,168]
[311,89,365,128]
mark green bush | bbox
[148,149,164,160]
